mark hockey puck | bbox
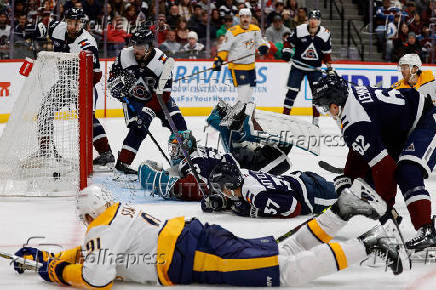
[53,172,61,180]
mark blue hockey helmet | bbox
[168,130,197,166]
[208,162,243,200]
[312,73,349,113]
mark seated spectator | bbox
[151,14,169,45]
[282,9,292,28]
[290,7,307,29]
[421,0,436,24]
[111,0,125,17]
[267,0,285,26]
[124,3,138,31]
[217,14,233,38]
[64,0,79,12]
[198,0,216,11]
[178,0,193,20]
[82,0,101,21]
[219,0,237,17]
[211,9,222,32]
[409,13,424,37]
[176,17,189,44]
[107,15,130,57]
[285,0,298,19]
[167,4,181,30]
[393,22,409,53]
[181,31,205,59]
[419,25,433,63]
[194,10,216,44]
[265,15,290,44]
[14,1,26,18]
[188,4,203,31]
[396,31,422,61]
[14,14,28,43]
[159,30,181,56]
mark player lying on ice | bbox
[12,183,402,288]
[312,72,436,253]
[137,130,338,218]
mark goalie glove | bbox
[138,161,177,199]
[14,247,53,274]
[38,258,70,286]
[334,174,352,196]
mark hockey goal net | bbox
[0,51,93,196]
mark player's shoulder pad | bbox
[248,24,261,32]
[120,47,137,68]
[296,23,309,38]
[229,25,246,36]
[147,48,167,76]
[50,20,66,40]
[86,202,121,234]
[317,26,331,42]
[421,70,435,84]
[77,29,98,48]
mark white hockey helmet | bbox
[239,8,252,17]
[398,54,422,71]
[76,184,114,223]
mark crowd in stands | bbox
[374,0,436,63]
[0,0,310,60]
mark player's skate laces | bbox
[405,216,436,251]
[359,224,403,275]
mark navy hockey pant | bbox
[285,65,322,110]
[299,172,338,214]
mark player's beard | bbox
[241,19,250,29]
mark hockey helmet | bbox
[398,54,422,77]
[312,73,349,112]
[131,24,154,48]
[168,130,197,166]
[65,8,86,20]
[76,184,113,224]
[308,9,321,20]
[208,162,243,200]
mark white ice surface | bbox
[1,116,436,289]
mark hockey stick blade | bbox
[0,251,42,270]
[318,160,344,174]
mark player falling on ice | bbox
[281,10,334,126]
[213,8,268,129]
[11,183,401,289]
[108,24,187,175]
[312,73,436,252]
[35,8,114,167]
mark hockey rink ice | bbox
[1,115,436,289]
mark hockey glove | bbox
[213,56,223,71]
[258,45,268,56]
[201,194,229,213]
[108,75,127,101]
[38,258,70,286]
[334,174,352,196]
[281,48,293,62]
[14,247,52,274]
[232,200,258,218]
[326,66,337,76]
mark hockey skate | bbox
[359,224,403,275]
[406,216,436,255]
[93,151,115,171]
[113,160,138,182]
[331,178,386,221]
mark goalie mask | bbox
[76,184,114,225]
[312,74,348,115]
[168,130,197,166]
[208,162,243,201]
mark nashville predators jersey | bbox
[392,70,436,105]
[59,203,161,289]
[217,24,267,70]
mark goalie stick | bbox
[156,58,207,197]
[0,251,42,271]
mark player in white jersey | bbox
[213,8,268,119]
[12,183,402,288]
[39,8,114,167]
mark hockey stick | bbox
[174,53,255,83]
[156,58,207,197]
[122,97,171,165]
[276,213,321,243]
[290,58,325,72]
[0,251,42,271]
[318,160,344,174]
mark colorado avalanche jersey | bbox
[240,169,308,218]
[341,85,432,166]
[47,20,100,71]
[286,24,331,70]
[109,47,172,110]
[178,146,239,183]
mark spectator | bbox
[410,13,424,36]
[267,0,285,26]
[404,1,417,18]
[176,17,189,44]
[419,25,433,62]
[194,10,217,44]
[167,5,180,30]
[282,9,292,28]
[14,1,26,18]
[290,7,307,29]
[265,15,290,44]
[0,10,11,57]
[285,0,298,19]
[274,31,291,60]
[393,22,409,54]
[82,0,101,21]
[14,14,27,43]
[219,0,237,17]
[198,0,216,11]
[100,3,114,25]
[159,30,181,56]
[124,3,138,32]
[216,14,233,38]
[74,1,83,9]
[151,13,169,45]
[397,31,422,61]
[188,4,203,31]
[211,9,222,32]
[181,31,205,59]
[111,0,125,17]
[64,0,79,12]
[107,15,130,57]
[210,34,225,57]
[178,0,193,21]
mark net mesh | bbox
[0,52,81,196]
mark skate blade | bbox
[93,163,115,172]
[409,247,436,263]
[112,171,138,182]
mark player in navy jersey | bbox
[108,24,187,175]
[36,8,114,167]
[312,73,436,251]
[281,10,333,126]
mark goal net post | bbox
[0,51,93,196]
